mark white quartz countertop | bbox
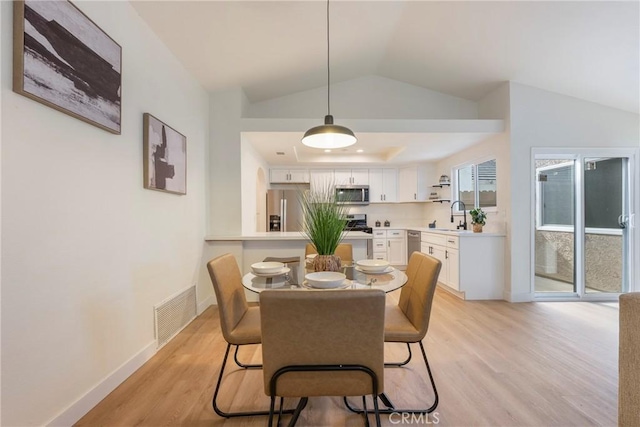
[205,231,373,241]
[372,226,505,237]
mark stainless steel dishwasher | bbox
[407,230,421,257]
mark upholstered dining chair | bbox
[305,243,353,263]
[345,251,442,415]
[207,253,293,418]
[260,289,386,427]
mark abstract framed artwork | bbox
[143,113,187,195]
[13,0,122,134]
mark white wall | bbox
[241,137,271,234]
[1,1,209,425]
[508,82,640,301]
[247,75,478,119]
[209,88,248,235]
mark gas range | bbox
[344,214,372,234]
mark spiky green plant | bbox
[298,184,350,255]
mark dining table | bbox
[242,262,408,294]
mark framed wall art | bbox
[143,113,187,195]
[13,0,122,134]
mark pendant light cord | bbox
[327,0,331,116]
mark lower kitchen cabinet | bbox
[421,231,504,300]
[372,229,406,266]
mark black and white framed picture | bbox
[143,113,187,195]
[13,0,122,134]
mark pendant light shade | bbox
[301,0,356,149]
[302,115,356,149]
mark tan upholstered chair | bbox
[305,243,353,263]
[207,254,293,418]
[346,251,442,415]
[619,292,640,426]
[260,289,386,427]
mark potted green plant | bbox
[298,184,350,271]
[469,208,487,233]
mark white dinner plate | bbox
[252,267,290,278]
[355,266,394,275]
[300,280,350,290]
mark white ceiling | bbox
[131,0,640,164]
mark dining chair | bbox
[345,251,442,415]
[260,289,386,427]
[305,243,353,263]
[207,253,293,418]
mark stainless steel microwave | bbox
[335,185,370,205]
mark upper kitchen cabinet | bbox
[398,165,430,202]
[369,169,397,203]
[334,169,369,186]
[270,168,310,184]
[309,169,334,193]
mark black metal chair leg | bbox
[343,342,439,415]
[385,343,413,367]
[213,343,295,418]
[362,396,369,427]
[233,344,262,369]
[286,397,308,427]
[373,393,381,427]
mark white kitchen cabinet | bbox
[369,169,397,203]
[270,168,309,183]
[309,169,334,193]
[334,169,369,185]
[398,165,429,202]
[373,229,406,266]
[421,231,504,299]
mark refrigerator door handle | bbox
[283,198,287,232]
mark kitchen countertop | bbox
[205,231,373,241]
[372,226,505,237]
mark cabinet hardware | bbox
[414,193,416,200]
[380,195,383,201]
[445,250,448,259]
[383,194,386,201]
[448,240,454,243]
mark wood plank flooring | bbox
[76,289,619,426]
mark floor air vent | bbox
[154,285,196,348]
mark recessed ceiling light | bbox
[356,149,363,153]
[324,149,332,153]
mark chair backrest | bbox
[305,243,353,263]
[397,252,442,340]
[619,292,640,425]
[207,253,249,344]
[260,289,385,397]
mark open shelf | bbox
[427,199,450,203]
[431,183,451,188]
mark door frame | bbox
[530,147,639,301]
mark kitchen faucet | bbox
[450,200,467,230]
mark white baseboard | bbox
[504,290,533,302]
[197,294,215,314]
[46,340,157,427]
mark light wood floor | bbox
[76,289,619,426]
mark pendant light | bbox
[301,0,356,149]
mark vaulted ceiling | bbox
[131,1,639,164]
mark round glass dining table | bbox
[242,265,408,294]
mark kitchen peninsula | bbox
[204,231,372,295]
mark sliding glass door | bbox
[533,151,635,299]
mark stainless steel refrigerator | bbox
[267,190,304,232]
